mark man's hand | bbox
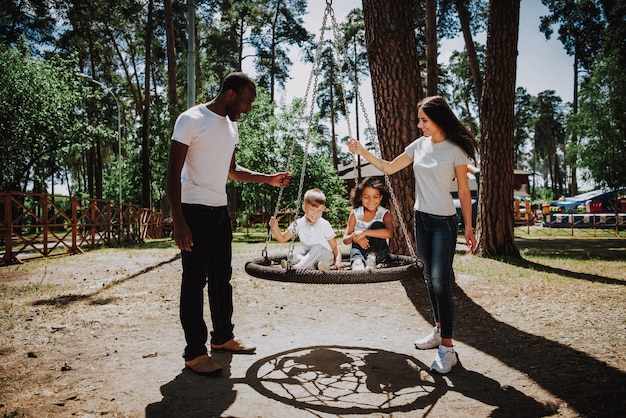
[172,220,193,252]
[268,172,292,187]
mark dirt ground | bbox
[0,237,625,418]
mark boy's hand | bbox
[268,217,278,228]
[334,257,344,270]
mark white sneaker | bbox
[430,345,457,374]
[414,327,442,349]
[351,259,365,271]
[317,260,331,271]
[365,254,376,269]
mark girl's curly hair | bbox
[350,177,390,209]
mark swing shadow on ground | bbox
[399,265,626,417]
[145,346,450,417]
[145,343,556,417]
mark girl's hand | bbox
[268,217,278,228]
[352,231,370,249]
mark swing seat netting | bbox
[245,253,423,284]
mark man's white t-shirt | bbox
[171,104,238,207]
[288,217,335,252]
[405,136,468,216]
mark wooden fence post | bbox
[2,192,22,264]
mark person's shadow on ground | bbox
[400,270,626,417]
[145,353,235,418]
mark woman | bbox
[348,95,479,374]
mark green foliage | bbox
[539,0,604,72]
[0,44,86,192]
[514,87,534,170]
[572,52,626,191]
[443,44,485,133]
[232,91,348,227]
[531,90,568,197]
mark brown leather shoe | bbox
[211,338,256,354]
[184,354,222,375]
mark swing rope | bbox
[245,0,423,283]
[261,1,333,263]
[261,0,417,266]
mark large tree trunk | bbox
[142,0,153,209]
[569,52,579,196]
[476,0,520,257]
[362,0,423,256]
[425,0,438,95]
[164,0,178,119]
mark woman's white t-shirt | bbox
[405,136,468,216]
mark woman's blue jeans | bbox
[180,204,234,360]
[414,211,458,339]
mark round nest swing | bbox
[245,253,423,284]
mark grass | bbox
[451,233,625,286]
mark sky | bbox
[248,0,575,140]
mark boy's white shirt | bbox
[288,216,335,252]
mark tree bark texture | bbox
[141,0,153,209]
[476,0,521,257]
[362,0,423,256]
[164,0,178,119]
[425,0,438,96]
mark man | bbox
[166,72,291,375]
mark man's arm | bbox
[228,154,291,187]
[166,141,193,251]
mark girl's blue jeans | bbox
[349,221,389,264]
[414,211,458,339]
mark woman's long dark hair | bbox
[418,96,479,161]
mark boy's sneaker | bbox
[184,354,222,376]
[365,254,377,269]
[431,345,457,374]
[414,327,442,349]
[317,260,331,271]
[351,259,365,271]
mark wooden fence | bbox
[0,191,167,265]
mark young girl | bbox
[343,177,393,270]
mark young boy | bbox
[269,188,343,270]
